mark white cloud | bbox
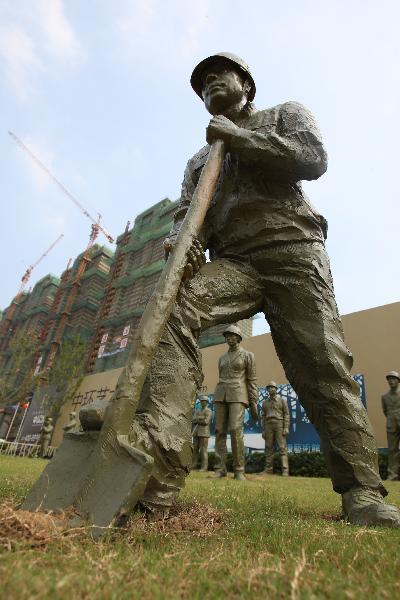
[0,0,85,101]
[116,0,210,64]
[0,26,42,101]
[37,0,84,63]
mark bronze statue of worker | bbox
[262,381,290,476]
[63,411,77,435]
[39,416,53,458]
[213,324,258,480]
[130,52,400,526]
[192,395,212,471]
[382,371,400,481]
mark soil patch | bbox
[127,500,224,538]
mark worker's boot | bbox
[214,470,227,478]
[341,487,400,527]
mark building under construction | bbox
[0,197,252,428]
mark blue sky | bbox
[1,0,398,336]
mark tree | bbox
[0,328,40,409]
[40,334,87,418]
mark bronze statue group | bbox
[191,329,400,489]
[29,51,400,530]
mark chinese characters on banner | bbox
[71,386,114,409]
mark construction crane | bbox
[9,130,116,373]
[0,234,64,350]
[8,131,114,244]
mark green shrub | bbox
[203,450,389,479]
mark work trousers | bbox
[387,419,400,480]
[192,435,209,471]
[264,420,289,474]
[214,402,245,473]
[130,241,385,511]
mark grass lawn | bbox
[1,456,400,599]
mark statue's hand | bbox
[206,115,240,147]
[249,402,258,422]
[164,236,206,280]
[283,428,289,436]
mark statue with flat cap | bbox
[213,324,258,480]
[382,371,400,481]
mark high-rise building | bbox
[86,199,178,373]
[0,198,253,426]
[0,274,59,373]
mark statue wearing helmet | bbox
[382,371,400,480]
[192,395,212,471]
[212,324,258,480]
[130,50,399,527]
[262,382,290,476]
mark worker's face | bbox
[200,399,208,407]
[201,60,248,115]
[387,376,399,391]
[267,386,277,398]
[224,333,241,349]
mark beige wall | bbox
[201,302,400,448]
[53,302,399,449]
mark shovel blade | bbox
[72,435,154,538]
[22,431,99,512]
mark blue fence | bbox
[196,374,366,452]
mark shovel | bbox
[22,140,225,535]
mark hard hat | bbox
[266,381,278,389]
[223,324,242,340]
[199,395,209,403]
[191,52,256,102]
[386,371,400,380]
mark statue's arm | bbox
[245,352,259,405]
[381,396,387,417]
[282,399,290,433]
[228,102,327,181]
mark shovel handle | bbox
[101,139,225,435]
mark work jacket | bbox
[192,406,212,437]
[382,390,400,432]
[171,101,328,257]
[262,395,290,431]
[214,347,258,406]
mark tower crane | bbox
[8,131,114,244]
[8,130,115,373]
[0,234,64,350]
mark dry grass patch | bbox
[128,500,224,538]
[0,498,224,554]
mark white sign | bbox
[122,325,130,337]
[101,333,108,344]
